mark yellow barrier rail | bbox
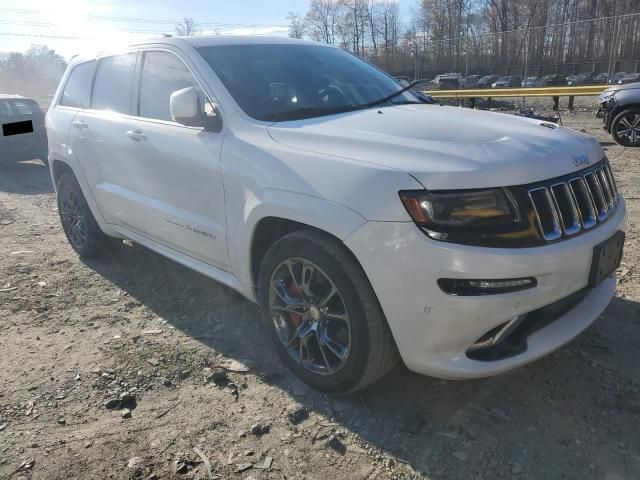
[425,85,609,99]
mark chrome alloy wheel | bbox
[615,112,640,145]
[269,258,352,375]
[59,185,87,251]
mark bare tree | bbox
[380,0,402,50]
[175,17,200,36]
[296,0,640,78]
[287,12,307,38]
[306,0,340,44]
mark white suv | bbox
[46,36,626,393]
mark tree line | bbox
[289,0,640,78]
[0,46,67,107]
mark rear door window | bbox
[91,53,136,114]
[59,60,96,109]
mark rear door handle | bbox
[72,120,88,129]
[125,130,146,141]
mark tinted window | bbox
[12,100,34,115]
[139,51,202,122]
[59,61,95,109]
[0,101,14,120]
[197,44,419,122]
[92,54,135,114]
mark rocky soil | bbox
[1,112,639,480]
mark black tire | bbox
[258,229,398,394]
[56,171,119,258]
[611,107,640,147]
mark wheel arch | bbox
[609,102,640,122]
[250,217,366,290]
[237,190,368,297]
[51,158,75,191]
[49,157,117,237]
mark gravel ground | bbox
[1,112,639,480]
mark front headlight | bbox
[599,90,616,103]
[399,188,519,230]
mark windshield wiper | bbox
[358,80,423,109]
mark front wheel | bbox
[611,107,640,147]
[258,230,398,394]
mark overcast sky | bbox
[0,0,413,59]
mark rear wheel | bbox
[56,172,119,258]
[258,230,398,394]
[611,107,640,147]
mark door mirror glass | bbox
[169,86,222,131]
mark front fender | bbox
[229,188,367,297]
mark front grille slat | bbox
[528,159,619,242]
[604,163,618,195]
[584,172,608,221]
[529,187,562,241]
[550,183,581,235]
[569,177,597,229]
[597,168,615,210]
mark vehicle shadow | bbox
[0,160,53,194]
[83,242,640,479]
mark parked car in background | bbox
[463,75,483,88]
[46,36,626,393]
[608,72,627,84]
[617,73,640,85]
[476,75,499,88]
[567,73,598,86]
[594,73,609,84]
[492,76,521,88]
[0,94,48,166]
[542,74,567,86]
[521,76,544,87]
[433,73,464,89]
[599,82,640,147]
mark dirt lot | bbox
[1,112,639,480]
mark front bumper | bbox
[345,197,627,379]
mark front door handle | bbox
[125,130,147,141]
[72,120,88,129]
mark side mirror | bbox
[169,87,222,132]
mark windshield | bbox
[197,43,420,121]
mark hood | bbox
[605,82,640,93]
[267,104,604,189]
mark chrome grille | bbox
[529,161,619,241]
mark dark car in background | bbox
[463,74,483,88]
[476,75,499,88]
[492,76,521,88]
[567,72,598,85]
[618,73,640,85]
[542,74,567,86]
[594,73,609,84]
[433,73,464,89]
[521,76,544,87]
[599,82,640,147]
[0,95,48,166]
[608,72,627,84]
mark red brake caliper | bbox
[288,280,303,328]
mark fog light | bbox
[438,277,536,296]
